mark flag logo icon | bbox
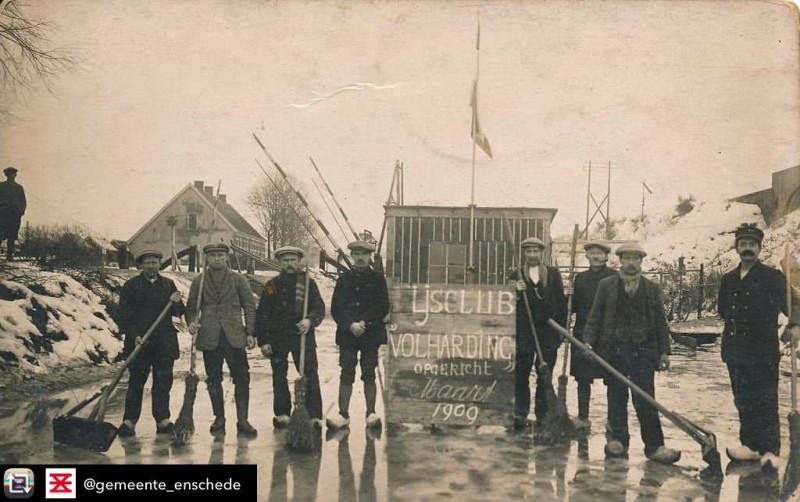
[45,469,76,499]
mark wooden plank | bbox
[389,284,516,315]
[387,283,517,426]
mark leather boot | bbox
[235,386,257,437]
[208,384,226,434]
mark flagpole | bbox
[468,15,481,281]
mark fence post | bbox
[698,263,705,319]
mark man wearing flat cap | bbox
[718,223,788,466]
[117,250,186,437]
[583,242,679,463]
[510,236,567,430]
[569,241,616,429]
[256,246,326,428]
[327,240,390,430]
[186,242,258,436]
[0,167,26,261]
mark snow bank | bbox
[0,264,123,372]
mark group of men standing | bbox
[512,223,796,467]
[116,219,795,469]
[117,239,389,438]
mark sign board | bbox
[386,284,516,426]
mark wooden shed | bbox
[384,205,558,285]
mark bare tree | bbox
[1,0,73,116]
[247,177,317,257]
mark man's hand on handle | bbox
[296,319,311,336]
[260,344,272,358]
[169,292,181,303]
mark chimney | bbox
[194,180,204,190]
[218,194,227,204]
[204,186,214,197]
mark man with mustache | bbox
[327,240,390,430]
[257,246,325,429]
[117,250,185,437]
[569,241,616,429]
[718,224,788,467]
[186,243,258,436]
[511,236,567,431]
[583,243,680,463]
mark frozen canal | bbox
[1,337,798,501]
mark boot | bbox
[208,384,226,434]
[235,386,257,437]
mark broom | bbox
[172,271,204,446]
[503,218,560,438]
[288,268,318,452]
[541,224,580,443]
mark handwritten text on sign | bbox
[387,284,516,426]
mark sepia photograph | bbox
[2,0,800,500]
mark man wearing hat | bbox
[510,236,567,430]
[256,246,325,428]
[583,242,680,463]
[718,223,788,465]
[569,241,616,429]
[186,242,258,436]
[327,240,390,430]
[0,167,26,261]
[117,250,185,437]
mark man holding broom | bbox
[117,249,185,437]
[583,243,680,463]
[257,246,326,429]
[186,243,258,437]
[511,236,567,431]
[326,240,390,431]
[569,241,616,429]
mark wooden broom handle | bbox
[299,270,311,377]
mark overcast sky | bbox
[2,0,799,247]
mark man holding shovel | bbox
[327,240,390,431]
[256,246,325,429]
[186,243,258,437]
[570,241,616,429]
[511,237,567,431]
[583,242,680,464]
[718,224,788,466]
[117,249,185,437]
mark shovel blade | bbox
[53,415,118,453]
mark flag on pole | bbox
[643,181,653,194]
[470,21,492,159]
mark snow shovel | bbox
[502,218,559,437]
[52,299,177,452]
[288,269,318,452]
[172,271,205,446]
[541,224,580,444]
[546,319,723,477]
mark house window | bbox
[428,243,467,284]
[187,213,198,231]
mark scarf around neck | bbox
[618,269,642,297]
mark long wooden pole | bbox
[309,156,360,240]
[788,244,796,412]
[253,133,352,268]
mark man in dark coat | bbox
[118,250,185,437]
[718,224,788,466]
[186,242,258,436]
[583,242,680,464]
[511,236,567,430]
[569,241,616,429]
[257,246,326,428]
[0,167,26,262]
[327,240,390,430]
